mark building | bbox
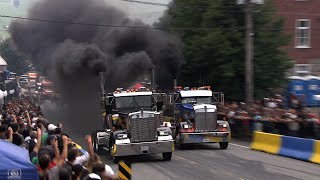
[272,0,320,76]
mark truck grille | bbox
[130,113,157,142]
[195,110,217,131]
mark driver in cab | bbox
[112,114,126,131]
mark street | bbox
[74,135,320,180]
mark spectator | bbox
[71,164,85,180]
[0,124,8,140]
[38,135,68,179]
[1,98,117,180]
[26,131,37,153]
[59,167,72,180]
[10,123,24,146]
[19,122,30,139]
[0,125,13,142]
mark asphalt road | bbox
[74,138,320,180]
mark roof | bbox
[305,75,320,80]
[287,76,307,80]
[0,140,38,179]
[180,90,212,97]
[0,55,8,66]
[114,91,152,97]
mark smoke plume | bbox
[9,0,183,135]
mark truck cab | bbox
[93,88,174,163]
[168,86,231,149]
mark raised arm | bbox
[85,135,94,158]
[51,138,60,163]
[56,135,68,165]
[33,128,42,153]
[25,111,32,128]
[8,127,13,143]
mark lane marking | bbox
[230,143,250,149]
[174,155,199,164]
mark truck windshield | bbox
[181,97,212,104]
[115,95,152,109]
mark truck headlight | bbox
[116,134,128,139]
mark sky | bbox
[0,0,170,40]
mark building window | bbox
[295,19,310,48]
[294,64,311,76]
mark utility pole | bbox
[245,0,254,110]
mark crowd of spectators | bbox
[0,98,118,180]
[218,94,320,139]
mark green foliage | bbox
[157,0,293,100]
[0,38,29,75]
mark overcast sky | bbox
[108,0,170,24]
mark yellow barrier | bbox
[250,131,281,154]
[310,140,320,164]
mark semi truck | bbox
[165,86,231,149]
[92,87,174,163]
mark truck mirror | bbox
[105,104,113,114]
[156,101,164,111]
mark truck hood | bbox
[117,107,153,115]
[182,104,217,111]
[193,104,217,112]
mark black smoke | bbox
[9,0,184,135]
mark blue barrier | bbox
[251,131,320,164]
[279,136,314,161]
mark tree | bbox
[156,0,292,100]
[0,38,29,75]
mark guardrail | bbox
[250,131,320,164]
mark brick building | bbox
[272,0,320,76]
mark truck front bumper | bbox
[113,140,174,157]
[180,132,231,144]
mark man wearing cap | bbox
[48,123,58,133]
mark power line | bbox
[120,0,320,17]
[3,14,320,32]
[120,0,169,7]
[0,14,244,31]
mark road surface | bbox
[76,138,320,180]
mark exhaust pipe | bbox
[173,79,177,90]
[151,68,156,91]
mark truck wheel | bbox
[162,152,172,161]
[219,142,228,149]
[92,132,103,155]
[112,156,119,163]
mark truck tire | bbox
[219,142,228,149]
[112,155,119,164]
[162,152,172,161]
[92,131,103,155]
